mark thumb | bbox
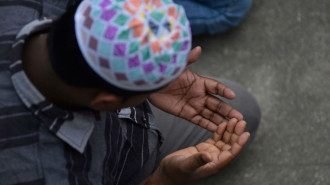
[187,46,202,65]
[180,152,212,173]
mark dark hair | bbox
[47,4,160,97]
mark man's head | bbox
[46,0,192,109]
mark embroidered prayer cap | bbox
[74,0,192,91]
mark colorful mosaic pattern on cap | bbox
[75,0,192,91]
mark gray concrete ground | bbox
[189,0,330,184]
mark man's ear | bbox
[89,92,122,110]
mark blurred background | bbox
[190,0,330,184]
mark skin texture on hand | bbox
[148,47,243,132]
[140,118,250,185]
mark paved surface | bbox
[189,0,330,184]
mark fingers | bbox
[180,152,212,173]
[199,76,244,120]
[203,77,236,100]
[212,118,245,142]
[189,112,219,132]
[234,119,246,135]
[202,119,250,172]
[223,119,246,143]
[222,119,250,156]
[187,46,202,65]
[238,132,250,146]
[230,133,250,156]
[196,108,228,131]
[189,97,243,132]
[212,122,227,141]
[212,118,250,147]
[205,95,243,120]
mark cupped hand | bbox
[154,118,250,185]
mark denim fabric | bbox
[174,0,252,35]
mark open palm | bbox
[148,47,243,132]
[155,118,250,185]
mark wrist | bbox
[139,168,177,185]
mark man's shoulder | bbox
[0,1,42,61]
[0,66,40,151]
[0,18,53,113]
[0,0,71,61]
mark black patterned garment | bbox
[0,5,161,185]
